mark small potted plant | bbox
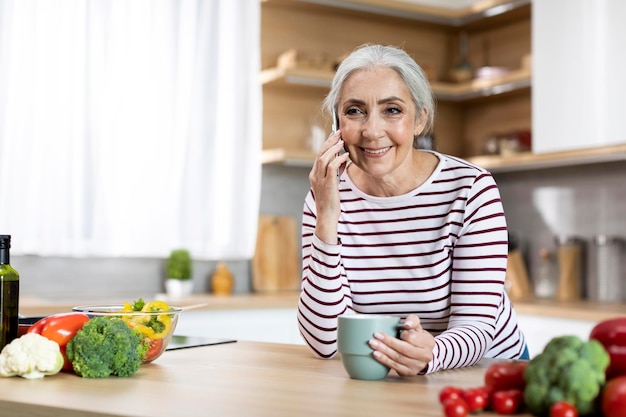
[165,249,193,297]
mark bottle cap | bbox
[0,235,11,249]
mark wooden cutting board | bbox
[252,215,300,293]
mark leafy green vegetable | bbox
[131,298,145,311]
[524,335,610,416]
[66,316,148,378]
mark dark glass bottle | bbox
[0,235,19,351]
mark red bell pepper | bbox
[589,317,626,379]
[27,312,90,371]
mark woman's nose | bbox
[362,114,385,139]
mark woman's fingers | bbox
[369,324,434,376]
[320,143,346,177]
[370,336,425,376]
[311,133,348,181]
[401,314,423,331]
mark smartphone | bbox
[332,110,345,180]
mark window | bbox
[0,0,262,259]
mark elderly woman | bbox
[297,44,527,376]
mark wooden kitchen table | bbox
[0,341,530,417]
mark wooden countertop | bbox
[10,294,624,416]
[19,293,301,317]
[0,340,524,417]
[20,293,626,322]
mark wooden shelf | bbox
[262,66,531,102]
[261,67,335,88]
[468,143,626,173]
[258,67,626,174]
[262,148,317,167]
[261,0,533,170]
[263,144,626,172]
[431,69,531,101]
[291,0,531,27]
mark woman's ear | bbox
[414,108,428,136]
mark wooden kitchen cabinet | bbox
[261,0,532,165]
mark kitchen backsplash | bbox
[13,159,626,301]
[13,255,251,300]
[495,160,626,297]
[262,160,626,301]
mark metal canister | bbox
[586,235,625,303]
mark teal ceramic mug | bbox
[337,314,401,380]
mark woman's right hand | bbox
[309,130,350,244]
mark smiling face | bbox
[338,66,428,193]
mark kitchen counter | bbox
[20,293,626,322]
[19,293,300,317]
[513,297,626,322]
[0,340,526,417]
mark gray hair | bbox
[323,44,435,141]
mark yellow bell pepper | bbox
[142,301,170,313]
[121,299,173,340]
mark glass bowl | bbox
[72,304,182,364]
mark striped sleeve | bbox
[425,172,509,373]
[297,192,352,359]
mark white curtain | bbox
[0,0,262,259]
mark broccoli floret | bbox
[523,335,610,416]
[559,360,601,415]
[524,381,550,413]
[544,335,584,355]
[579,339,610,375]
[547,385,566,405]
[524,352,550,384]
[66,317,149,378]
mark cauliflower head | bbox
[0,333,64,379]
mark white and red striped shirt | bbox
[297,151,526,374]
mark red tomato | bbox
[602,376,626,417]
[442,397,469,417]
[28,312,90,371]
[550,401,578,417]
[484,361,528,391]
[462,387,488,412]
[492,389,523,414]
[439,386,463,404]
[145,337,165,362]
[475,386,492,407]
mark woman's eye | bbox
[386,107,402,115]
[345,108,363,116]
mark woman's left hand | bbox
[368,314,435,376]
